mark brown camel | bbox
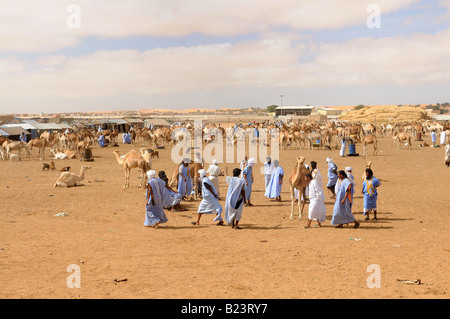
[362,134,378,156]
[393,132,412,150]
[28,136,59,160]
[113,150,151,188]
[4,140,31,161]
[289,156,310,220]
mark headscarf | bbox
[326,157,333,163]
[147,170,156,180]
[212,159,218,165]
[198,169,207,178]
[273,159,279,167]
[345,167,353,174]
[247,158,256,167]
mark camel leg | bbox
[124,168,129,188]
[289,186,295,220]
[299,188,306,220]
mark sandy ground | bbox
[0,131,449,299]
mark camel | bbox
[393,132,412,150]
[54,165,91,187]
[289,156,310,220]
[4,140,31,161]
[113,150,151,188]
[362,161,372,180]
[362,134,378,156]
[28,136,59,160]
[139,148,153,170]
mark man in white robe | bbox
[193,169,223,226]
[224,168,246,229]
[207,159,221,198]
[304,173,326,228]
[440,130,447,146]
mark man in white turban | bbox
[144,170,169,228]
[207,159,221,198]
[193,169,223,226]
[304,173,326,228]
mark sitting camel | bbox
[54,165,91,187]
[289,156,310,220]
[113,150,151,188]
[362,134,378,156]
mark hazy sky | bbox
[1,0,450,114]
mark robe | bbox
[177,164,192,198]
[362,177,380,211]
[327,162,338,187]
[242,165,253,201]
[440,131,446,145]
[224,176,246,224]
[308,178,326,223]
[98,135,105,147]
[330,178,356,225]
[264,166,284,199]
[207,164,221,196]
[431,131,437,143]
[163,187,182,209]
[144,178,168,226]
[198,177,223,222]
[264,161,275,190]
[340,139,347,156]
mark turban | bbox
[146,170,156,180]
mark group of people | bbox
[145,157,256,229]
[144,154,381,230]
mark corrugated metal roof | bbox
[1,123,36,130]
[0,126,30,136]
[0,129,9,137]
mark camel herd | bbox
[1,118,449,190]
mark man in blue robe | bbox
[144,170,169,228]
[242,157,255,206]
[331,170,360,228]
[177,159,192,200]
[224,168,246,229]
[326,157,338,199]
[362,168,381,221]
[264,160,284,201]
[98,134,105,148]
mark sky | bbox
[1,0,450,114]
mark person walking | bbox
[326,157,338,199]
[242,157,255,206]
[144,170,169,228]
[207,159,221,198]
[224,168,246,229]
[330,170,360,228]
[193,169,223,226]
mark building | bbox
[0,126,31,141]
[316,107,343,117]
[275,106,316,117]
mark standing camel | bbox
[28,136,59,160]
[362,134,378,156]
[393,132,412,150]
[289,156,310,220]
[113,150,151,188]
[4,140,31,161]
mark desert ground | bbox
[0,127,449,299]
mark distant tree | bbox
[266,105,278,113]
[354,105,365,110]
